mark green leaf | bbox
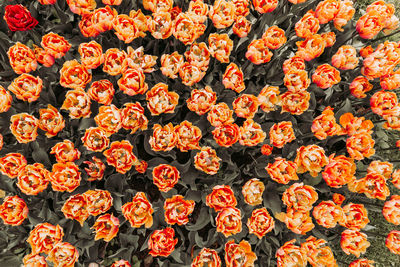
[31,142,52,168]
[335,98,353,120]
[185,207,210,231]
[263,183,282,214]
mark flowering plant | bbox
[0,0,399,266]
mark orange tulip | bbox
[208,33,233,63]
[38,104,65,138]
[314,0,340,24]
[173,12,206,45]
[194,146,221,175]
[10,113,39,143]
[332,45,359,70]
[0,86,12,113]
[148,11,173,40]
[312,64,341,89]
[233,16,252,38]
[300,236,338,266]
[84,189,113,216]
[339,203,369,230]
[322,154,356,188]
[187,86,217,115]
[340,230,370,257]
[253,0,278,13]
[78,41,104,69]
[223,63,245,93]
[146,83,179,115]
[232,94,259,119]
[295,10,320,38]
[81,127,110,152]
[66,0,96,15]
[27,223,64,254]
[87,79,115,105]
[0,195,28,226]
[383,195,400,225]
[102,48,128,76]
[7,42,37,74]
[311,106,343,140]
[8,73,42,102]
[207,103,234,127]
[295,145,328,177]
[17,163,49,196]
[246,39,273,65]
[349,258,375,267]
[192,248,221,267]
[113,14,138,43]
[216,207,242,237]
[242,178,265,206]
[386,230,400,255]
[84,156,106,181]
[334,0,355,31]
[164,195,195,225]
[122,192,153,228]
[160,52,184,79]
[92,213,119,242]
[239,119,266,146]
[61,194,89,225]
[284,69,310,92]
[266,157,299,184]
[121,102,148,134]
[247,208,274,238]
[50,162,81,193]
[175,120,202,151]
[46,242,79,267]
[148,227,178,257]
[269,121,296,148]
[0,153,27,179]
[275,208,315,235]
[61,89,92,119]
[149,123,177,152]
[282,183,318,211]
[209,0,236,29]
[225,239,257,267]
[296,34,326,61]
[313,200,345,228]
[276,239,307,267]
[262,26,287,50]
[212,123,240,147]
[349,76,373,98]
[23,254,47,267]
[280,91,310,115]
[50,140,81,163]
[152,164,180,192]
[206,185,237,212]
[258,86,281,112]
[41,32,71,59]
[94,104,122,136]
[103,140,138,174]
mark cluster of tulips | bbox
[0,0,400,266]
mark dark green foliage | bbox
[0,0,399,266]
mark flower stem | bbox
[376,148,399,151]
[337,30,358,47]
[362,229,387,238]
[369,29,400,43]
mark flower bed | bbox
[0,0,399,266]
